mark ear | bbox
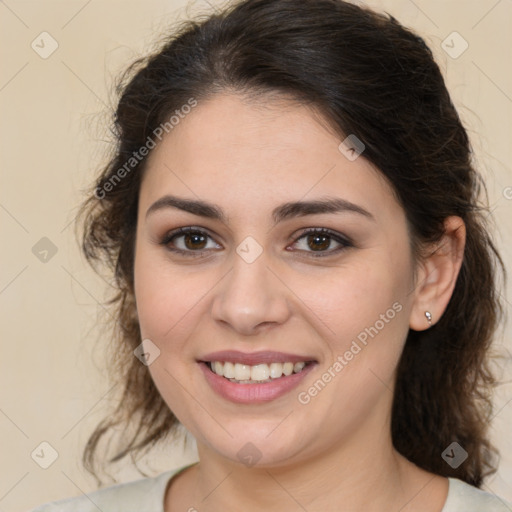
[409,216,466,331]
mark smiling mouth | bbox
[205,360,315,384]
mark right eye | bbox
[160,226,222,257]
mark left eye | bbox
[160,227,352,257]
[290,228,352,256]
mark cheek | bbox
[134,244,182,340]
[308,251,412,366]
[133,245,217,349]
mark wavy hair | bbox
[79,0,506,486]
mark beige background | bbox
[0,0,511,510]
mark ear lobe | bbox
[409,216,466,331]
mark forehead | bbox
[139,93,401,225]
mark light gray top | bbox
[29,465,512,512]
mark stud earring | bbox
[425,311,432,326]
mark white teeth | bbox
[283,362,294,376]
[213,361,224,376]
[293,362,306,373]
[223,361,235,379]
[251,364,270,381]
[209,360,309,383]
[269,362,283,379]
[234,363,251,381]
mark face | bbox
[134,93,418,469]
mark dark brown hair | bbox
[79,0,505,487]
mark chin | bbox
[199,425,315,469]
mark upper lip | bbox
[199,350,317,366]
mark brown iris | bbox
[307,233,330,251]
[184,232,208,250]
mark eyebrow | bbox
[145,194,375,224]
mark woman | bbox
[31,0,511,510]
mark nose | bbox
[210,249,291,336]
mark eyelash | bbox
[159,226,353,258]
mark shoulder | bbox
[28,468,178,512]
[443,478,512,512]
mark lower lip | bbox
[199,362,316,404]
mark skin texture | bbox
[133,93,465,511]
